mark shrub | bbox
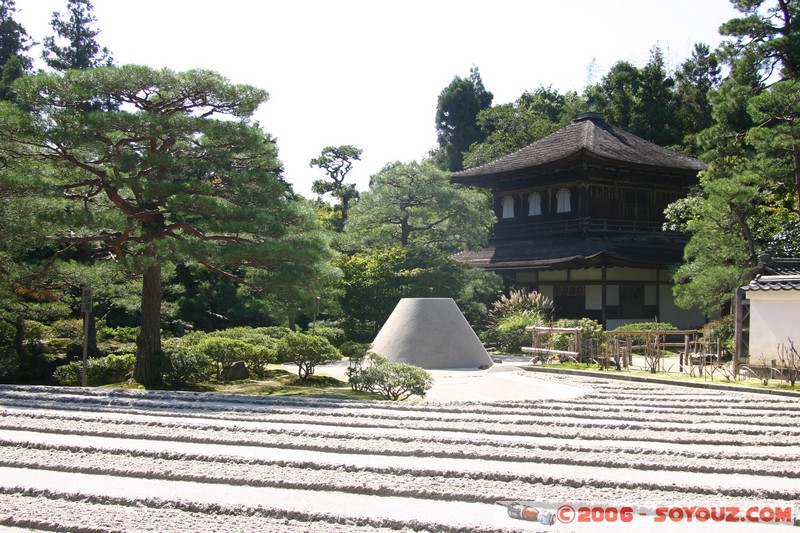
[201,327,277,378]
[361,359,433,400]
[310,325,346,347]
[161,339,211,387]
[552,318,606,355]
[612,321,677,333]
[275,332,341,380]
[702,315,735,357]
[193,336,255,381]
[260,326,294,340]
[53,352,135,386]
[51,318,84,339]
[24,320,54,345]
[0,349,19,382]
[97,325,140,343]
[480,311,545,353]
[341,341,376,391]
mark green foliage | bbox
[702,315,736,355]
[338,246,494,333]
[193,336,255,381]
[161,339,211,387]
[488,289,553,324]
[97,325,139,343]
[481,289,553,353]
[341,341,375,391]
[346,159,494,253]
[310,145,362,232]
[586,46,683,146]
[465,87,585,168]
[0,348,18,381]
[310,325,346,348]
[23,320,53,345]
[275,332,341,380]
[53,352,134,386]
[204,326,278,378]
[552,318,606,355]
[611,322,677,332]
[0,65,336,386]
[480,311,545,354]
[51,318,83,339]
[435,66,493,171]
[360,359,434,400]
[42,0,113,72]
[0,0,33,101]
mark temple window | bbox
[556,188,571,213]
[501,195,515,218]
[528,192,542,216]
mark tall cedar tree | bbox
[0,0,32,101]
[42,0,112,71]
[435,67,493,171]
[0,65,331,385]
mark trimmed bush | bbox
[193,336,255,381]
[53,352,135,386]
[51,318,84,339]
[310,325,346,347]
[97,325,139,343]
[361,359,433,400]
[161,339,211,387]
[275,332,341,379]
[200,327,277,378]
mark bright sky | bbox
[17,0,741,197]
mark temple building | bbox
[451,112,705,329]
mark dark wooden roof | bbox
[452,113,705,184]
[455,233,686,271]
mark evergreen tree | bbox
[674,43,722,150]
[666,0,800,314]
[434,67,493,171]
[346,159,494,252]
[464,87,585,168]
[0,0,32,101]
[310,145,362,232]
[42,0,113,72]
[0,65,334,385]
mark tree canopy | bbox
[345,159,494,252]
[42,0,113,72]
[310,145,362,232]
[434,67,493,171]
[0,0,32,101]
[0,65,334,385]
[665,0,800,315]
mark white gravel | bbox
[0,368,798,532]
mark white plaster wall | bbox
[748,291,800,360]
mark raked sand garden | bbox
[0,363,799,532]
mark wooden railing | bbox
[493,217,669,240]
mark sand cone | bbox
[372,298,493,370]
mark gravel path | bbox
[0,371,798,532]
